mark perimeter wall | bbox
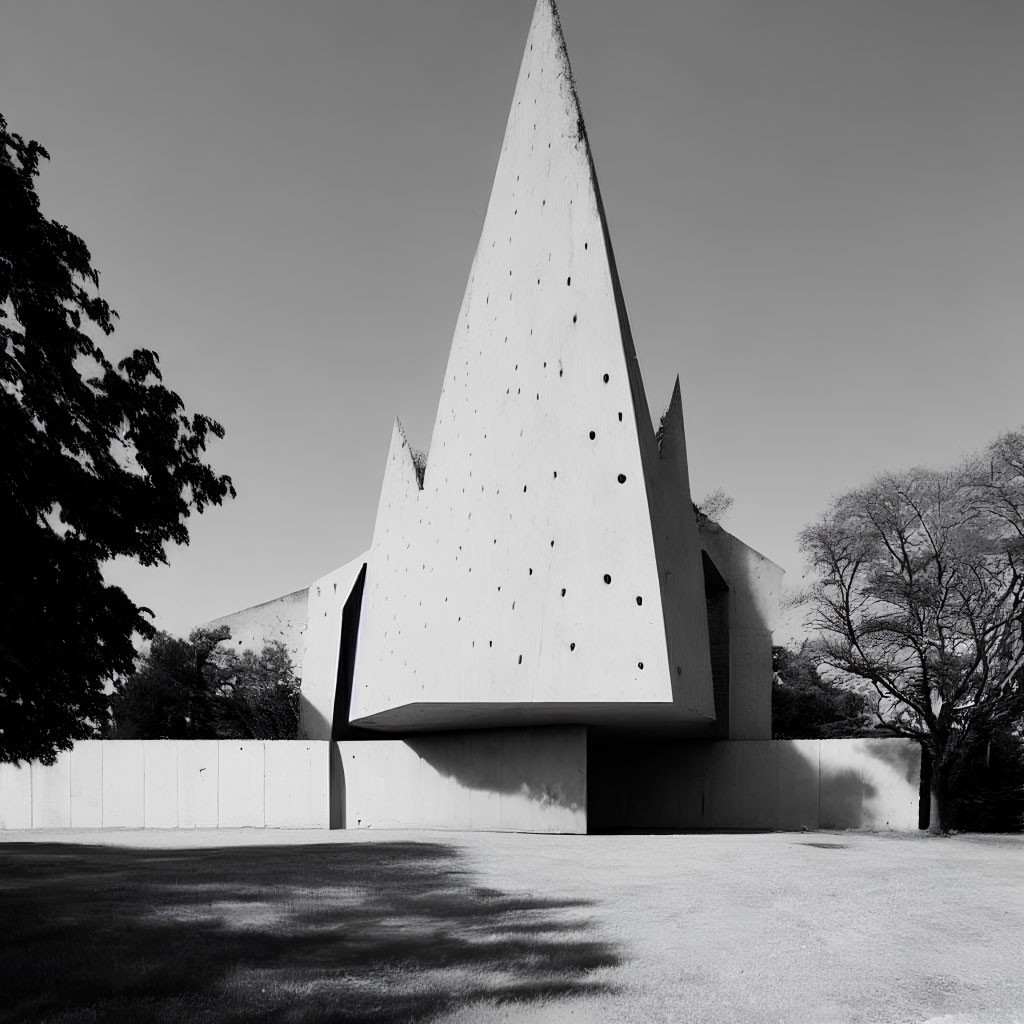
[588,737,922,832]
[1,735,920,833]
[0,740,330,829]
[333,726,587,834]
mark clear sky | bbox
[3,0,1022,643]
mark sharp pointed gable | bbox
[351,2,714,729]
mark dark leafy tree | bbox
[107,630,299,741]
[0,113,235,764]
[772,644,871,739]
[107,627,231,740]
[212,640,300,740]
[945,726,1024,833]
[799,431,1024,831]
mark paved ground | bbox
[1,828,1022,1023]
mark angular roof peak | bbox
[351,2,714,730]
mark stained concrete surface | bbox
[204,587,309,665]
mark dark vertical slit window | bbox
[702,551,730,735]
[331,563,368,740]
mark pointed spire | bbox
[658,377,687,462]
[352,2,714,730]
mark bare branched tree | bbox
[694,488,733,525]
[799,431,1024,831]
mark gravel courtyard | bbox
[1,828,1021,1023]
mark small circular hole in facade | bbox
[636,596,643,606]
[618,474,626,484]
[603,574,612,584]
[589,431,596,440]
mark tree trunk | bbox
[929,758,954,834]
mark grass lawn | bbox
[0,828,1021,1023]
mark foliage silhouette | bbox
[772,644,871,739]
[212,639,300,740]
[945,726,1024,833]
[0,112,235,765]
[108,629,300,740]
[107,627,228,740]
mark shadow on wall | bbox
[298,700,331,743]
[698,522,782,741]
[587,737,920,833]
[407,727,586,814]
[818,756,876,831]
[328,728,588,832]
[0,840,618,1023]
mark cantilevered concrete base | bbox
[350,701,713,732]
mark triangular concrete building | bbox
[350,0,714,731]
[208,0,785,832]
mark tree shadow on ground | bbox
[0,840,618,1023]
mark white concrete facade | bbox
[0,741,330,829]
[187,0,783,754]
[348,0,718,732]
[299,554,367,739]
[699,523,785,740]
[205,587,308,666]
[335,727,586,833]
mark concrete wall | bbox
[588,737,921,832]
[699,525,784,739]
[300,555,367,739]
[651,381,718,720]
[205,588,309,666]
[4,734,918,835]
[0,741,330,829]
[334,726,587,834]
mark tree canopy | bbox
[212,639,300,741]
[771,644,870,740]
[0,112,235,764]
[107,629,299,741]
[799,430,1024,830]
